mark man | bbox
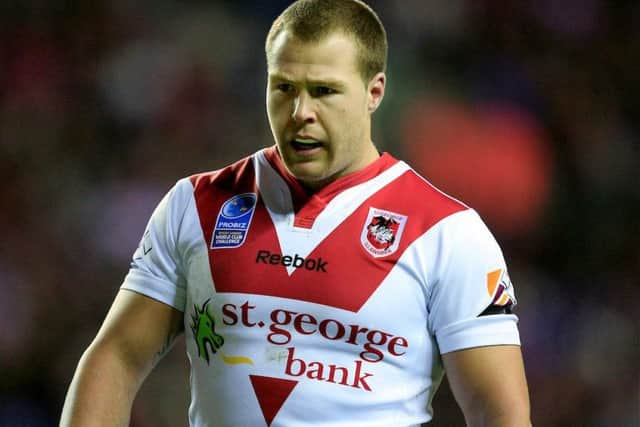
[61,0,531,425]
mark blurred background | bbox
[0,0,638,425]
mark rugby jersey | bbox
[122,146,520,426]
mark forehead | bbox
[267,31,360,82]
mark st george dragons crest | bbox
[361,207,408,257]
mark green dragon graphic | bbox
[190,298,224,365]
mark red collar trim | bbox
[262,145,399,228]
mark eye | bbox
[311,86,336,97]
[276,83,295,94]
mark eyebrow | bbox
[268,72,347,89]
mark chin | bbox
[291,169,325,182]
[289,166,329,185]
[285,159,322,177]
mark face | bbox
[266,31,385,190]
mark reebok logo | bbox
[256,250,328,273]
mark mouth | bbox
[290,138,324,152]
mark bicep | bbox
[91,289,184,376]
[442,344,531,427]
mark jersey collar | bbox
[263,145,399,226]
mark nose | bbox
[292,93,316,124]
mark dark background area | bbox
[0,1,638,425]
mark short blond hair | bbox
[265,0,388,83]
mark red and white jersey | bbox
[122,146,520,426]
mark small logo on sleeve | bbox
[211,193,257,249]
[486,268,516,308]
[361,207,407,257]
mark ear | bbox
[367,72,386,114]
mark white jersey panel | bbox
[188,293,429,427]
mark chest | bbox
[198,190,408,313]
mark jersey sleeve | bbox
[120,178,193,312]
[426,209,520,354]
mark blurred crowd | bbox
[0,1,638,426]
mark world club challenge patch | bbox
[361,207,408,258]
[211,193,257,249]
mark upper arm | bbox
[60,290,183,426]
[442,344,531,427]
[91,289,184,377]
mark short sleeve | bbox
[121,178,193,312]
[426,209,520,354]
